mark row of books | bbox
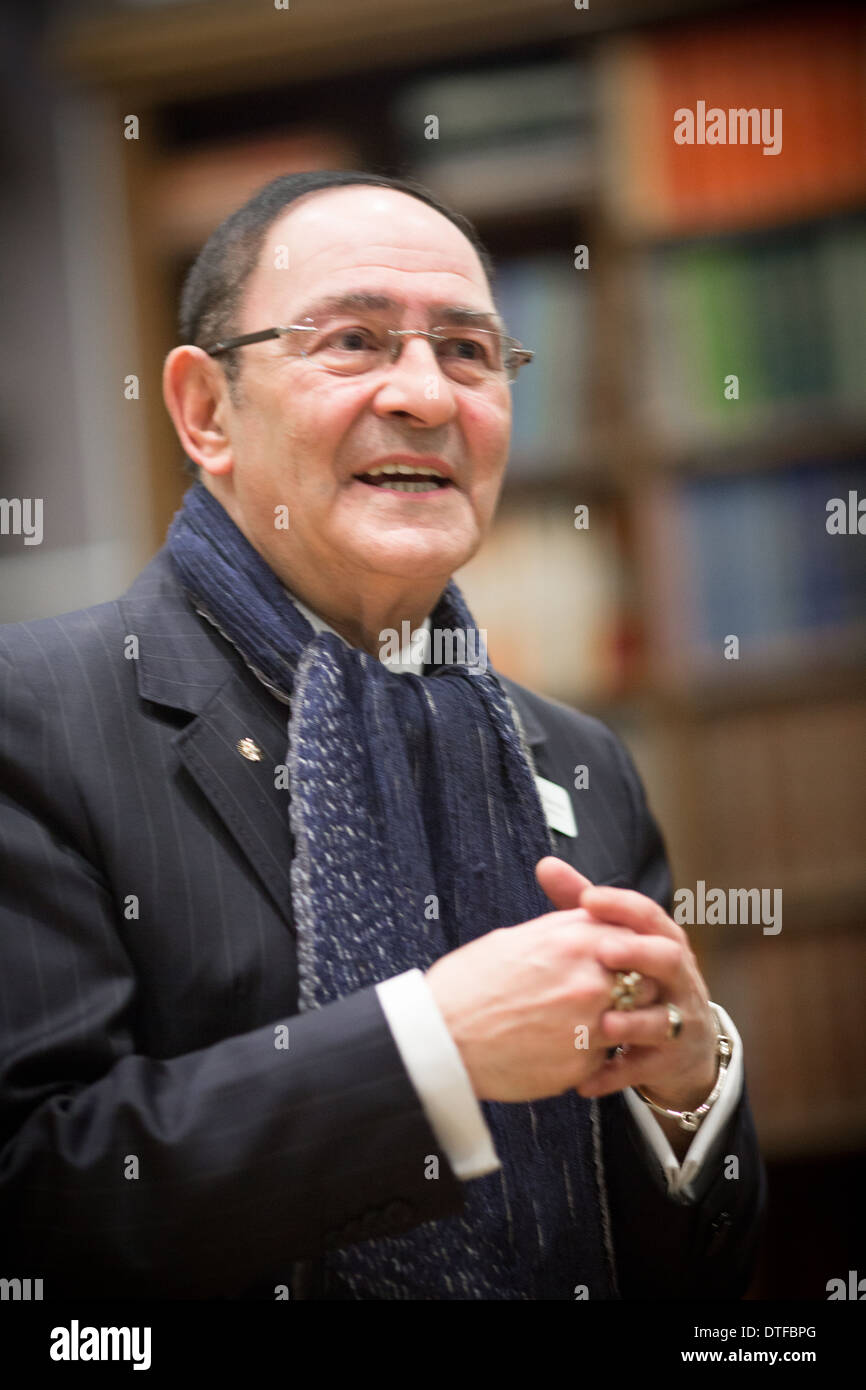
[456,497,626,704]
[658,697,866,899]
[625,694,866,1158]
[149,5,866,252]
[458,456,866,708]
[150,56,598,249]
[633,216,866,444]
[394,58,596,215]
[602,4,866,236]
[641,458,866,683]
[394,60,593,147]
[151,129,360,252]
[707,924,866,1156]
[493,254,590,478]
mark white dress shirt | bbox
[291,593,744,1202]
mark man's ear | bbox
[162,345,234,477]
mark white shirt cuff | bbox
[375,968,501,1181]
[622,1001,744,1201]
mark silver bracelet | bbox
[634,1010,732,1132]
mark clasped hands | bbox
[535,857,718,1117]
[425,856,718,1131]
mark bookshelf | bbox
[594,2,866,1197]
[47,0,866,1194]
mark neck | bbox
[285,574,442,658]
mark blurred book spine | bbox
[393,59,597,214]
[642,459,866,684]
[706,927,866,1156]
[633,218,866,446]
[491,254,590,480]
[150,130,360,252]
[601,6,866,237]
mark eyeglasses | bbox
[203,315,533,385]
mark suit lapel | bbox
[121,550,297,932]
[174,676,296,930]
[499,674,599,879]
[500,673,570,857]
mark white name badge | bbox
[534,775,578,838]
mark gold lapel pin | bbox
[237,737,264,762]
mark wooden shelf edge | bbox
[45,0,580,96]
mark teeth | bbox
[377,479,441,492]
[364,463,445,478]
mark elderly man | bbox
[0,170,764,1300]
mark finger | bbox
[595,933,686,992]
[578,1047,663,1098]
[600,1004,680,1047]
[579,886,686,943]
[613,973,661,1009]
[535,856,593,911]
[600,965,660,1010]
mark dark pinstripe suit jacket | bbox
[0,546,765,1299]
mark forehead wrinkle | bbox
[288,289,504,333]
[247,247,495,335]
[262,232,484,296]
[278,233,482,274]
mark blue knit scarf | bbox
[167,481,618,1301]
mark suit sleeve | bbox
[0,652,464,1299]
[599,729,767,1298]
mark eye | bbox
[320,324,381,353]
[439,334,496,367]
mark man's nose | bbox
[370,337,458,426]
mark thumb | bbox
[535,855,594,910]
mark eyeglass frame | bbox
[202,317,534,383]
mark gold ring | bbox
[610,969,642,1011]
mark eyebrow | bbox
[289,292,506,334]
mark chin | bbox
[351,528,477,580]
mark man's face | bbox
[212,186,512,598]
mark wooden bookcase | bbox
[46,0,866,1191]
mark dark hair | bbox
[178,170,494,468]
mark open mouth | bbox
[353,464,453,493]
